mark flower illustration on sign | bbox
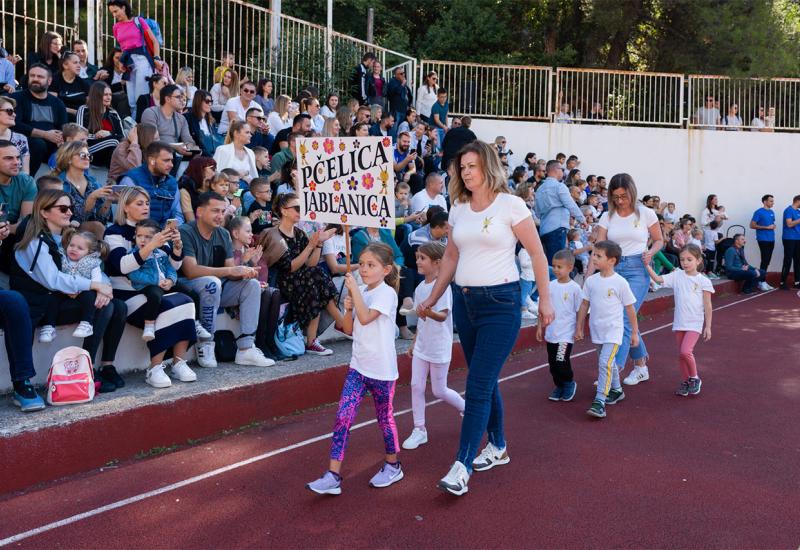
[382,137,391,148]
[340,214,348,224]
[347,176,358,191]
[362,172,374,190]
[333,180,341,191]
[311,140,319,150]
[323,138,334,154]
[370,202,379,214]
[309,211,316,220]
[333,194,340,203]
[352,139,360,149]
[309,181,317,192]
[338,142,346,151]
[380,217,388,227]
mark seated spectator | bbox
[319,223,357,278]
[104,188,199,388]
[243,107,273,151]
[369,111,394,137]
[11,63,68,176]
[320,93,338,119]
[54,140,113,236]
[0,139,35,236]
[76,81,124,167]
[213,52,235,85]
[271,113,311,156]
[555,102,573,123]
[0,97,31,174]
[369,104,383,126]
[268,132,298,187]
[321,117,341,137]
[355,104,371,124]
[440,115,476,173]
[140,84,197,167]
[178,191,274,368]
[254,78,275,114]
[134,77,165,123]
[301,97,325,134]
[178,156,216,222]
[509,166,527,189]
[397,107,418,135]
[72,39,106,81]
[751,106,767,132]
[339,106,356,135]
[721,103,742,131]
[118,141,183,225]
[0,53,17,95]
[393,131,421,190]
[50,51,91,121]
[350,121,369,137]
[267,94,291,137]
[26,31,62,80]
[260,192,345,355]
[109,122,158,182]
[724,233,766,294]
[98,47,130,118]
[273,159,296,197]
[252,146,270,178]
[174,66,197,105]
[11,189,127,391]
[246,177,273,235]
[218,81,261,137]
[184,90,222,157]
[410,172,448,213]
[209,68,237,122]
[214,120,258,184]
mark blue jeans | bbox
[540,227,567,265]
[727,267,765,292]
[452,282,521,471]
[0,290,36,382]
[614,255,649,369]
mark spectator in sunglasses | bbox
[218,81,261,137]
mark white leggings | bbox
[410,356,465,428]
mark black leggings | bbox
[173,282,202,321]
[42,296,127,364]
[781,239,800,285]
[44,291,97,325]
[546,341,574,387]
[139,285,165,321]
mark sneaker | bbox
[142,323,156,342]
[675,379,690,397]
[707,272,720,280]
[72,321,93,338]
[332,324,353,340]
[688,377,702,395]
[235,346,275,367]
[38,325,56,343]
[605,388,625,405]
[145,363,172,388]
[100,365,125,388]
[398,326,414,340]
[194,320,212,339]
[586,399,606,418]
[548,386,563,401]
[196,342,218,368]
[525,297,537,311]
[472,442,510,472]
[306,471,342,495]
[758,281,774,291]
[398,305,416,316]
[171,359,197,382]
[623,365,650,386]
[402,428,428,450]
[438,461,470,496]
[305,340,333,356]
[95,373,117,393]
[521,310,536,320]
[561,381,577,402]
[11,380,46,412]
[369,462,404,488]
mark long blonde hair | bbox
[447,140,510,204]
[115,186,150,225]
[16,190,69,251]
[274,94,291,121]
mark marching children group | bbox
[306,230,714,495]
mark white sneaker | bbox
[521,310,536,320]
[398,326,414,340]
[194,320,212,339]
[196,342,218,368]
[471,442,510,472]
[39,325,56,343]
[758,282,774,291]
[171,359,197,382]
[142,323,156,342]
[438,461,470,496]
[623,365,650,386]
[402,428,428,450]
[72,321,93,338]
[235,346,275,367]
[145,363,172,388]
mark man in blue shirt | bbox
[119,141,184,226]
[724,234,766,294]
[750,194,776,275]
[779,194,800,290]
[430,89,449,147]
[534,160,585,263]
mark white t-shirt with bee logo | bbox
[660,269,714,333]
[545,279,583,344]
[582,272,636,345]
[598,206,659,257]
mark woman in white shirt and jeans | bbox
[596,174,664,386]
[419,141,554,496]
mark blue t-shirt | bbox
[430,101,449,127]
[782,206,800,240]
[751,207,775,242]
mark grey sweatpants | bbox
[595,343,621,402]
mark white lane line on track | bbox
[0,290,772,546]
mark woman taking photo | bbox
[0,96,31,174]
[210,69,238,122]
[214,120,258,184]
[11,190,127,392]
[134,73,167,123]
[185,90,222,157]
[418,141,553,496]
[254,78,274,114]
[50,51,91,120]
[178,156,217,222]
[595,173,663,386]
[109,122,158,182]
[76,81,124,167]
[53,141,114,236]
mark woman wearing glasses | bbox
[175,67,197,106]
[185,90,222,157]
[0,96,30,173]
[416,72,438,123]
[76,81,124,168]
[53,141,114,237]
[11,189,127,393]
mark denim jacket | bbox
[127,247,177,289]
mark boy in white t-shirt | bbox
[575,241,639,419]
[537,250,582,402]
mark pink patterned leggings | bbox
[674,330,700,379]
[330,368,399,462]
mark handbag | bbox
[274,307,305,358]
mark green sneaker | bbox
[688,377,702,395]
[675,380,690,397]
[586,400,606,418]
[605,388,625,405]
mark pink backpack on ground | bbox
[46,346,96,405]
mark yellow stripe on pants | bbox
[604,344,619,396]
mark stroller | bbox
[714,224,745,274]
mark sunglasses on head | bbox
[48,204,72,214]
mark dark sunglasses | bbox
[77,152,93,161]
[48,204,72,214]
[0,108,14,116]
[203,98,212,104]
[286,205,300,212]
[242,89,256,94]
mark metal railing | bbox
[555,67,684,126]
[687,75,800,131]
[420,60,552,120]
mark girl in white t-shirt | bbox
[645,244,713,397]
[307,242,402,496]
[402,242,465,451]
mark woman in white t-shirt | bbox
[418,141,554,497]
[596,174,663,386]
[700,194,728,229]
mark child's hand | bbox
[536,324,543,342]
[343,295,354,311]
[703,326,712,341]
[159,279,174,290]
[574,327,584,341]
[406,346,413,358]
[343,273,358,293]
[631,332,640,348]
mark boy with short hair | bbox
[575,240,639,419]
[247,177,273,235]
[703,220,722,277]
[252,146,270,179]
[538,249,582,402]
[663,202,678,224]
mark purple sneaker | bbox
[306,471,341,495]
[369,462,404,488]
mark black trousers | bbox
[139,285,165,321]
[546,341,574,386]
[780,239,800,285]
[44,291,97,325]
[757,240,775,273]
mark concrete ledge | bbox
[0,279,739,495]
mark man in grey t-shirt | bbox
[693,94,720,130]
[179,191,273,368]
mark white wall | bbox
[471,119,800,272]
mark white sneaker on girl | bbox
[72,321,93,338]
[142,322,156,342]
[402,427,428,450]
[39,325,56,343]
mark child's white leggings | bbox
[410,356,465,428]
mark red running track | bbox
[1,290,799,549]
